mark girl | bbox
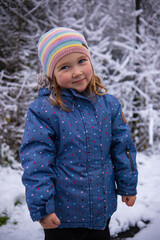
[19,27,138,240]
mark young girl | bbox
[19,27,138,240]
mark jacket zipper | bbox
[126,149,135,171]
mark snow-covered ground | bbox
[0,151,160,239]
[110,151,160,239]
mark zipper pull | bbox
[126,149,130,157]
[126,149,135,171]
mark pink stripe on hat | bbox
[37,27,90,79]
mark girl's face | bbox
[53,52,93,93]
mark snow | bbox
[0,166,44,239]
[0,151,160,239]
[110,151,160,238]
[127,216,160,240]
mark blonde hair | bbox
[49,66,108,112]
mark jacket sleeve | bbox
[19,101,57,221]
[110,97,138,196]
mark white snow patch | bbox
[110,152,160,239]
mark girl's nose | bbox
[72,66,82,78]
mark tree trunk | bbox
[136,0,140,44]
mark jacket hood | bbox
[36,72,53,90]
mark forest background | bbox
[0,0,160,165]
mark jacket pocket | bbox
[126,149,135,171]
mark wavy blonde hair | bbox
[49,65,108,112]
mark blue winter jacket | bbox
[19,87,138,230]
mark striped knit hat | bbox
[37,27,91,79]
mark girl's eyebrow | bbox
[57,54,88,70]
[57,62,69,69]
[77,54,88,60]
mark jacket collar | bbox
[38,88,51,97]
[38,88,97,103]
[61,88,97,103]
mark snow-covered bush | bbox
[0,0,160,164]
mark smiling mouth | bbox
[73,79,85,84]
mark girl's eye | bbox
[78,59,85,64]
[61,65,69,70]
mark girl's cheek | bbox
[86,66,93,79]
[57,75,70,87]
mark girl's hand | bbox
[122,195,136,207]
[39,213,61,229]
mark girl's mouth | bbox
[73,78,85,84]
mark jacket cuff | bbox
[31,198,55,222]
[116,188,137,196]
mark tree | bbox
[132,0,160,149]
[0,0,160,165]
